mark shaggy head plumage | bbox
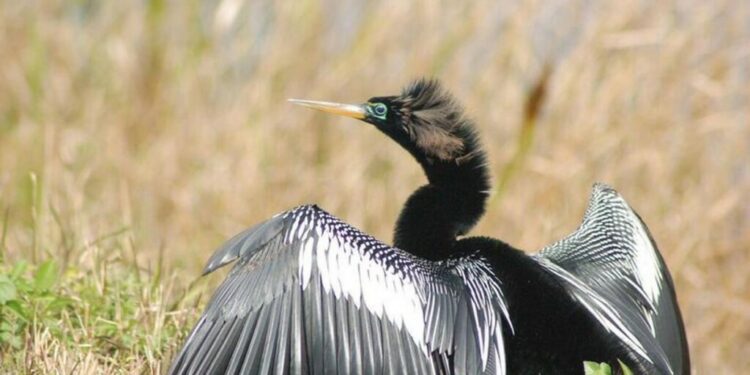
[364,79,482,164]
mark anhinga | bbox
[169,80,689,375]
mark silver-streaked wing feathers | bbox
[536,183,689,375]
[170,205,511,375]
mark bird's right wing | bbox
[169,205,511,375]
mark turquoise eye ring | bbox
[369,103,388,119]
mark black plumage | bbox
[169,79,689,375]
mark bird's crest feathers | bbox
[396,79,473,161]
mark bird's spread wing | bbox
[535,184,688,375]
[170,205,511,375]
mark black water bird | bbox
[169,80,689,375]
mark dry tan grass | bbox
[1,0,748,373]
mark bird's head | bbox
[290,79,484,177]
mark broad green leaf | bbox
[583,361,612,375]
[4,300,27,320]
[0,274,16,304]
[33,260,57,291]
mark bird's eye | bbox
[370,103,388,119]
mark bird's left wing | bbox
[535,184,689,374]
[169,205,510,375]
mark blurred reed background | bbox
[0,0,748,373]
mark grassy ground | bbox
[1,1,748,373]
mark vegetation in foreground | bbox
[0,197,196,373]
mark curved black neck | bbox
[393,150,490,260]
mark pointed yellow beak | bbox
[288,99,366,120]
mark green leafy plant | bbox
[583,360,634,375]
[0,260,72,349]
[0,249,196,373]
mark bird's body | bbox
[464,234,678,375]
[456,236,637,374]
[170,80,689,375]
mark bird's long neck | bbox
[393,147,490,260]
